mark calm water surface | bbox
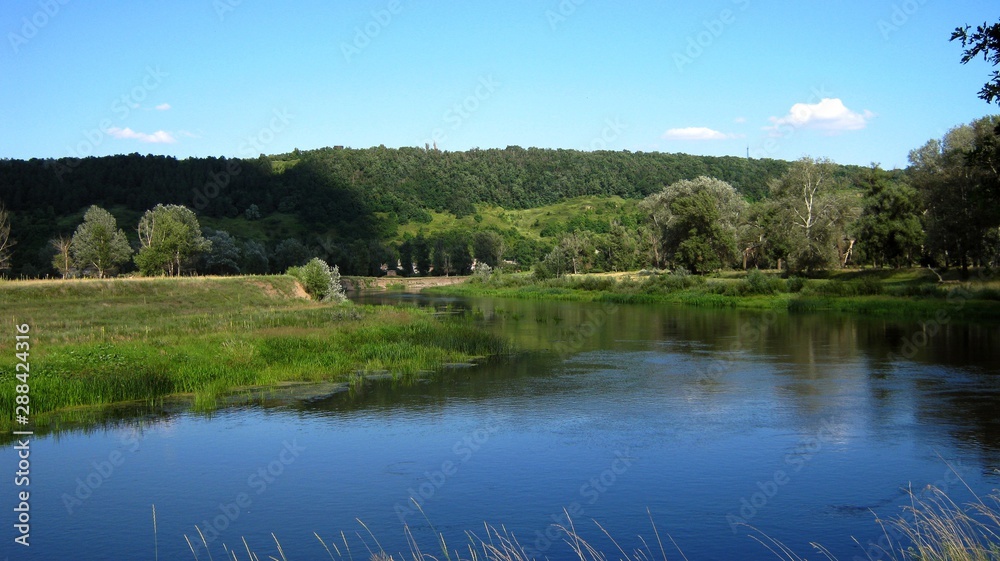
[2,295,999,560]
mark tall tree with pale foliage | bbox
[640,176,746,272]
[766,157,859,272]
[50,236,73,278]
[0,204,13,272]
[135,204,211,276]
[70,206,133,278]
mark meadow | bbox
[0,275,511,433]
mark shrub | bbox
[533,260,559,281]
[973,288,1000,301]
[474,262,492,283]
[886,284,943,298]
[809,280,861,297]
[287,258,346,303]
[786,276,806,293]
[571,276,616,292]
[858,275,883,296]
[742,269,783,295]
[642,270,705,293]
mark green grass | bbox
[396,196,638,241]
[186,195,640,251]
[200,212,309,242]
[0,275,512,432]
[430,268,1000,320]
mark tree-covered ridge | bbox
[0,145,851,222]
[284,146,801,218]
[3,131,991,280]
[0,147,836,275]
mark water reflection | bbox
[357,293,1000,461]
[4,293,998,561]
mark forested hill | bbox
[0,146,869,276]
[4,146,858,221]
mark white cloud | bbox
[733,116,747,124]
[154,103,171,111]
[765,98,873,135]
[662,127,742,140]
[106,127,176,144]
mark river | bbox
[2,294,999,560]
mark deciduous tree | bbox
[472,230,505,268]
[0,204,13,272]
[853,165,923,268]
[200,229,241,275]
[135,204,211,276]
[766,158,858,272]
[70,205,132,278]
[952,21,1000,104]
[640,176,745,272]
[909,118,1000,271]
[50,236,73,278]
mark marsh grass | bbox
[0,276,512,432]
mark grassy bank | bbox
[430,268,1000,320]
[0,275,512,432]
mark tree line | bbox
[0,117,996,279]
[0,147,863,277]
[536,116,1000,277]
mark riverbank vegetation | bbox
[0,275,512,432]
[432,267,1000,320]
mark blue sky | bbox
[1,0,997,169]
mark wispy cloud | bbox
[733,116,747,124]
[765,98,873,135]
[154,103,171,111]
[106,127,176,144]
[662,126,743,140]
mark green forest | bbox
[0,116,998,280]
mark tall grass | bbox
[868,487,1000,561]
[0,276,513,432]
[178,488,1000,561]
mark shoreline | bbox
[425,269,1000,322]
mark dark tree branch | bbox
[952,22,1000,104]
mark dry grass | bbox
[865,486,1000,561]
[171,486,1000,561]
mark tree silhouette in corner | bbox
[952,20,1000,105]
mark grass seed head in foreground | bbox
[171,489,1000,561]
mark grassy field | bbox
[396,196,637,241]
[91,196,639,250]
[0,275,512,432]
[431,267,1000,320]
